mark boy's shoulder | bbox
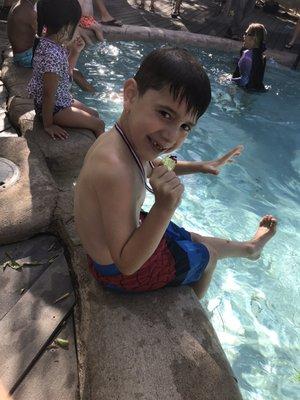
[83,134,133,187]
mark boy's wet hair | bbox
[37,0,81,39]
[134,47,211,120]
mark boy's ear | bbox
[123,78,138,112]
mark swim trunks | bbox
[13,48,33,68]
[34,101,70,119]
[79,16,96,29]
[88,212,210,293]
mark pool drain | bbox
[0,157,20,190]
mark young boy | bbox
[7,0,37,68]
[74,47,277,298]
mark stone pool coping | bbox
[102,25,298,68]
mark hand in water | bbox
[150,165,184,213]
[201,145,244,175]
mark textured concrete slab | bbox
[67,246,242,400]
[13,315,78,400]
[0,137,58,245]
[0,125,18,138]
[0,253,75,393]
[21,117,95,181]
[0,83,7,109]
[6,95,34,129]
[1,57,32,99]
[0,110,11,131]
[0,234,62,321]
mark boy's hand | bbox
[44,125,69,140]
[150,165,184,213]
[201,145,244,175]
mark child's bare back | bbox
[75,127,146,265]
[7,0,36,54]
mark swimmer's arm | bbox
[42,72,59,128]
[151,145,244,176]
[95,163,176,276]
[68,36,85,75]
[232,53,252,87]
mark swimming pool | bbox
[73,41,300,400]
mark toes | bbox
[260,215,277,228]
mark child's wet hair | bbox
[36,0,81,39]
[134,47,211,119]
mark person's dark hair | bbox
[134,47,211,120]
[37,0,81,38]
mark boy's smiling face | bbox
[123,79,198,161]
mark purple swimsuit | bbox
[28,37,72,115]
[232,49,253,87]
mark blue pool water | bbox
[74,41,300,400]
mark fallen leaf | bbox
[20,288,26,295]
[22,261,44,267]
[55,338,69,349]
[4,252,22,270]
[54,292,70,304]
[47,242,56,252]
[48,254,59,264]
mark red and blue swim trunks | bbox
[88,213,210,293]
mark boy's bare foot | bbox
[247,215,277,260]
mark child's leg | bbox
[72,99,99,117]
[190,215,277,298]
[53,106,105,137]
[90,23,104,42]
[73,69,95,93]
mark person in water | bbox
[75,47,277,298]
[232,23,267,92]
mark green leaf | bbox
[292,371,300,383]
[54,338,69,349]
[47,242,56,252]
[54,292,70,304]
[22,261,44,267]
[4,252,22,270]
[48,254,59,264]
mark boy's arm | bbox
[152,145,243,176]
[42,72,68,140]
[94,160,183,276]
